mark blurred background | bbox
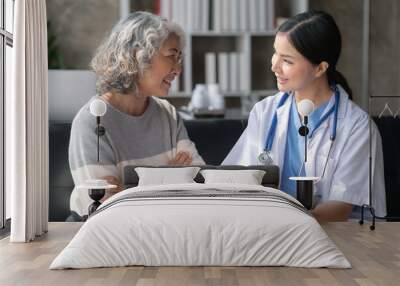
[46,0,400,121]
[4,0,400,227]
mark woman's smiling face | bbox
[137,33,183,97]
[271,32,319,93]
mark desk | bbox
[0,222,398,286]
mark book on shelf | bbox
[267,0,275,30]
[230,0,239,31]
[201,0,209,31]
[239,0,248,31]
[213,0,222,32]
[249,0,258,31]
[184,0,195,31]
[205,53,217,85]
[218,52,229,92]
[160,0,276,33]
[258,0,267,31]
[239,52,249,92]
[229,52,239,92]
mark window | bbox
[1,0,14,230]
[5,0,13,33]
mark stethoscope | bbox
[258,84,340,178]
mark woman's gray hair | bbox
[90,11,185,95]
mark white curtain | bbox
[7,0,49,242]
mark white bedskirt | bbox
[50,183,350,269]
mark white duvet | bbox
[50,183,351,269]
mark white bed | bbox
[50,183,350,269]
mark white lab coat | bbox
[223,85,387,217]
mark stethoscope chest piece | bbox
[258,150,273,165]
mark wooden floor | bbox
[0,221,398,286]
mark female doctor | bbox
[223,11,386,222]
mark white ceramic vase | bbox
[190,84,209,109]
[207,84,225,110]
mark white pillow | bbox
[135,167,201,186]
[200,169,266,185]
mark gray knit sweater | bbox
[69,96,204,215]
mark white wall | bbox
[48,70,96,122]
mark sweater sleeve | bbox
[176,112,205,165]
[69,112,120,183]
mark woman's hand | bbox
[168,151,193,166]
[99,176,124,202]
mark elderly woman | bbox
[68,11,204,219]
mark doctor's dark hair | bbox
[278,10,353,100]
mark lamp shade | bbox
[297,99,314,117]
[90,99,107,117]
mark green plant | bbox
[47,20,66,69]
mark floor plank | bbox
[0,221,399,286]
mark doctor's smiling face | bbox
[271,32,324,93]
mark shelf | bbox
[168,92,247,98]
[251,89,278,96]
[190,30,276,37]
[168,92,191,98]
[190,31,243,37]
[168,0,309,97]
[168,89,278,98]
[249,31,277,36]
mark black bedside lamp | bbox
[290,99,318,210]
[78,99,116,216]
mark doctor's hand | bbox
[168,151,193,166]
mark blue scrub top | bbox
[280,96,329,197]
